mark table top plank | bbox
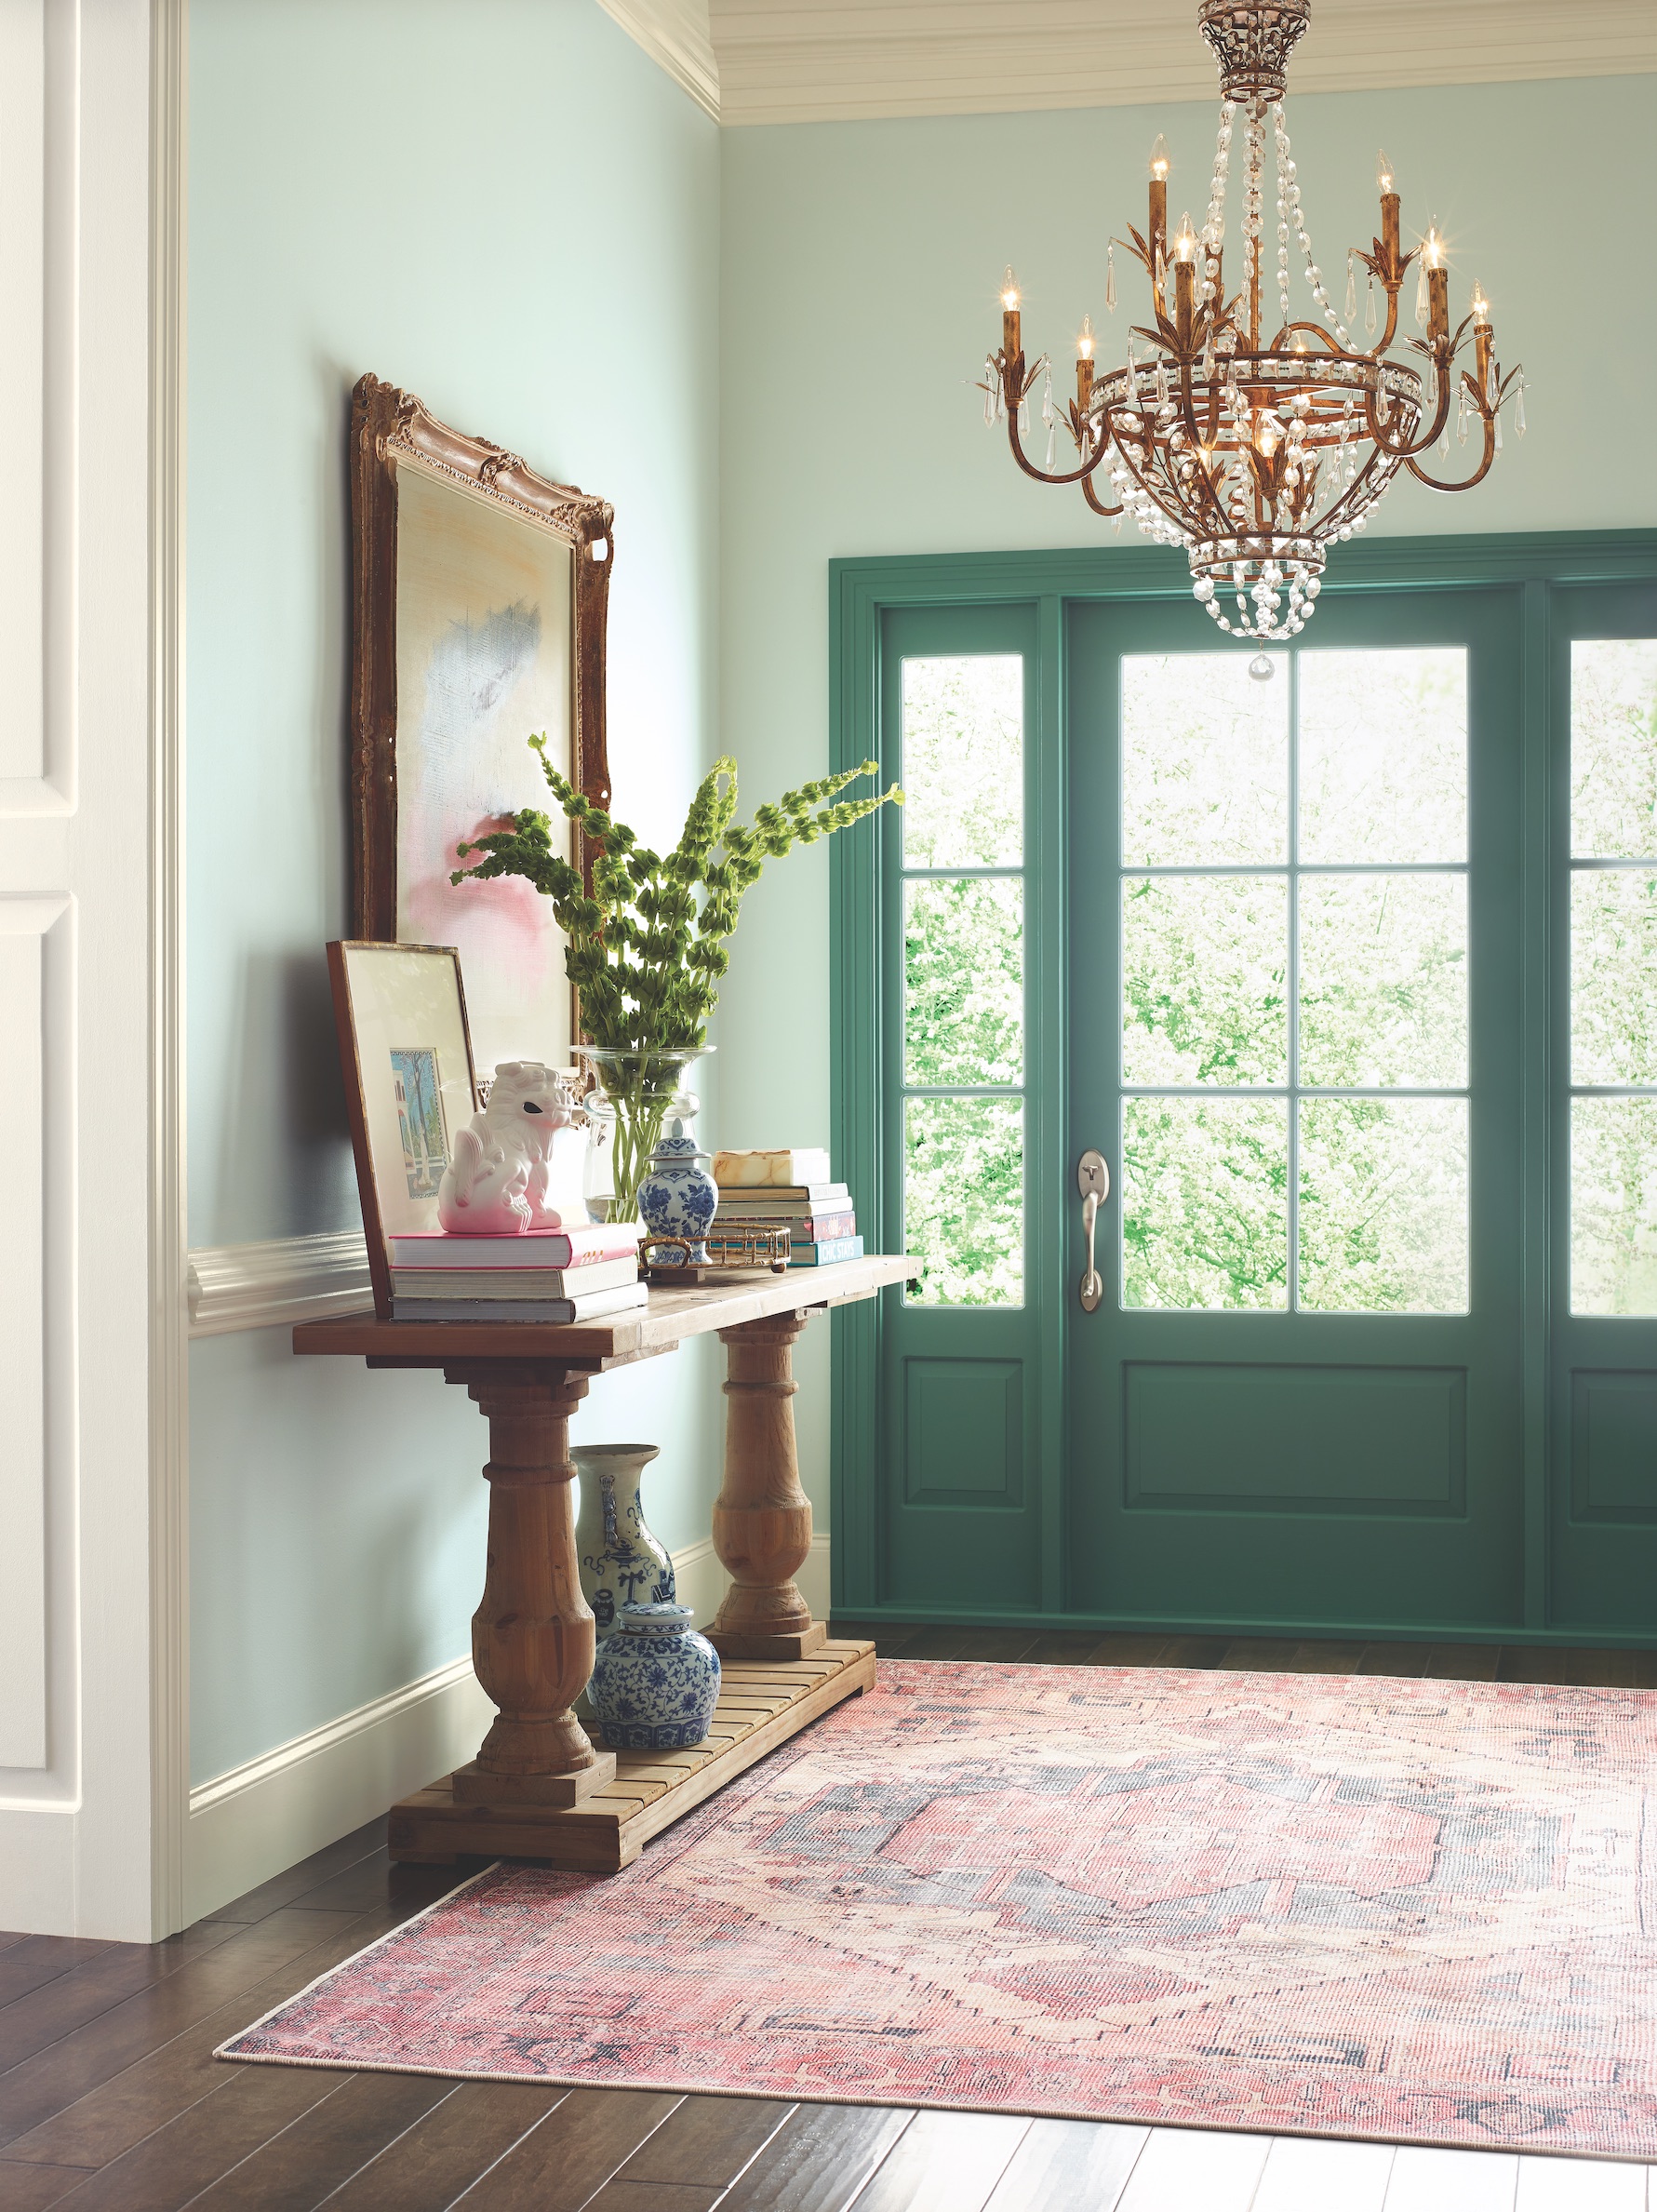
[292,1253,916,1367]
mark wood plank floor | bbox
[0,1626,1650,2211]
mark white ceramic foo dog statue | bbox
[437,1062,582,1235]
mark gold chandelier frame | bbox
[982,0,1524,645]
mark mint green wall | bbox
[186,0,722,1785]
[716,75,1657,1521]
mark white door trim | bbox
[148,0,189,1939]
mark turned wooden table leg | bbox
[447,1365,617,1808]
[707,1312,828,1661]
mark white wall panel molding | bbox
[185,1529,834,1914]
[187,1231,374,1337]
[708,0,1657,125]
[0,0,76,816]
[0,0,172,1942]
[596,0,720,119]
[0,900,70,1776]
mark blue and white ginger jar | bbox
[590,1602,721,1750]
[637,1133,718,1264]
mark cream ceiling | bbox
[597,0,1657,126]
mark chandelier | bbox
[982,0,1524,651]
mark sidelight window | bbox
[898,654,1026,1307]
[1570,639,1657,1316]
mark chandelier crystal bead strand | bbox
[981,0,1524,646]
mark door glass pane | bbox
[901,655,1022,867]
[1571,869,1657,1086]
[1571,640,1657,860]
[1121,652,1289,865]
[1299,649,1467,864]
[904,1094,1022,1307]
[1122,1096,1289,1310]
[1298,1099,1469,1313]
[904,878,1022,1088]
[1121,875,1289,1085]
[1299,875,1468,1089]
[1572,1097,1657,1316]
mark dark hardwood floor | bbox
[0,1627,1648,2212]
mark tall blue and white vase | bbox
[637,1134,719,1264]
[572,1443,675,1638]
[590,1602,722,1750]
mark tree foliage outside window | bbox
[1122,648,1470,1315]
[900,656,1025,1307]
[1570,639,1657,1315]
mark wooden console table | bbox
[293,1253,912,1870]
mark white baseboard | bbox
[184,1656,490,1923]
[187,1230,373,1336]
[185,1531,834,1920]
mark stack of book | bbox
[713,1149,862,1267]
[386,1222,646,1322]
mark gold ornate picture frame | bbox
[349,373,613,1076]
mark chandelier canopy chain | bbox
[980,0,1524,644]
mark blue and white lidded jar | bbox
[589,1602,722,1751]
[637,1132,719,1264]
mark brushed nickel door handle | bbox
[1078,1148,1109,1313]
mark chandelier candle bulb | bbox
[1076,315,1096,405]
[1148,134,1170,272]
[1000,266,1022,360]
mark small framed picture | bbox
[327,941,479,1317]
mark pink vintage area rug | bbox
[220,1660,1657,2159]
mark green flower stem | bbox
[452,747,903,1215]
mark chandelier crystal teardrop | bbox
[979,0,1525,644]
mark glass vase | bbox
[574,1045,710,1225]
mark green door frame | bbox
[830,528,1657,1644]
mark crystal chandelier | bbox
[982,0,1524,650]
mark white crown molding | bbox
[187,1229,374,1337]
[708,0,1657,126]
[596,0,720,119]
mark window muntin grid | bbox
[1120,648,1471,1315]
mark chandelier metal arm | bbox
[1405,375,1503,492]
[1361,351,1452,461]
[1000,355,1116,488]
[1081,471,1127,519]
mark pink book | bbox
[387,1224,641,1271]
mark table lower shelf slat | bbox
[388,1640,876,1874]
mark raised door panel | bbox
[0,901,68,1769]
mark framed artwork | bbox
[349,373,613,1079]
[327,940,479,1318]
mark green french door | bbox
[1065,592,1524,1632]
[835,538,1657,1641]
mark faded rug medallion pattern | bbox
[221,1662,1657,2157]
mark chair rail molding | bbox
[188,1230,375,1336]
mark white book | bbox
[392,1253,640,1299]
[391,1282,649,1325]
